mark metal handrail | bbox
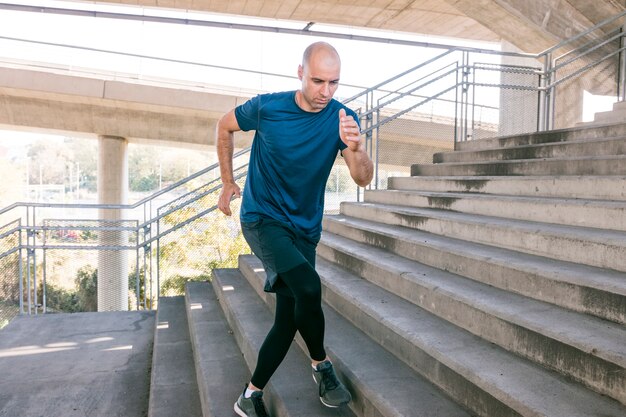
[538,10,626,57]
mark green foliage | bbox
[129,146,159,192]
[43,265,97,313]
[0,301,19,329]
[45,283,79,312]
[160,274,209,296]
[75,266,97,312]
[128,265,156,309]
[157,191,250,297]
[66,138,97,193]
[131,174,159,192]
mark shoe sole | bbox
[234,402,247,417]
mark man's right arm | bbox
[217,109,242,216]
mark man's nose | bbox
[321,83,330,96]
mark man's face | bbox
[297,52,340,112]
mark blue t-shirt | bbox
[235,90,358,241]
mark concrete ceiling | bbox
[86,0,626,53]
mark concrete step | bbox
[235,255,626,417]
[338,202,626,272]
[210,269,356,417]
[236,254,473,417]
[411,155,626,176]
[593,108,626,124]
[317,232,626,403]
[184,282,251,417]
[455,123,626,152]
[363,189,626,231]
[321,215,626,325]
[313,257,626,417]
[612,101,626,112]
[148,296,202,417]
[434,136,626,163]
[387,175,626,201]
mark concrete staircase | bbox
[148,122,626,416]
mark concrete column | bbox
[97,135,129,312]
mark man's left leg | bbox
[278,261,352,407]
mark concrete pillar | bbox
[97,135,129,312]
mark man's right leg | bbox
[251,292,298,388]
[234,292,297,417]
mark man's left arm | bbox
[339,108,374,187]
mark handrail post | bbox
[460,51,470,142]
[156,218,161,300]
[18,219,23,314]
[538,52,552,131]
[454,61,459,148]
[617,19,626,101]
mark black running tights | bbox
[250,262,326,389]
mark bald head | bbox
[297,42,341,112]
[302,42,341,70]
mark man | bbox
[217,41,373,417]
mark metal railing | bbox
[0,148,251,321]
[1,11,625,325]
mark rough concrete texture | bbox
[0,311,154,417]
[184,281,251,417]
[148,296,201,417]
[316,232,626,402]
[321,214,626,325]
[364,189,626,231]
[388,175,626,201]
[339,202,626,272]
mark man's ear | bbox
[297,65,303,80]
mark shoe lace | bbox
[251,395,270,417]
[319,366,340,392]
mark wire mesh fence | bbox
[155,166,250,300]
[0,219,20,327]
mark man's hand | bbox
[218,182,241,216]
[339,108,362,151]
[339,108,373,187]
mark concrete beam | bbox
[0,66,254,148]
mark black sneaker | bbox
[312,360,352,408]
[234,386,270,417]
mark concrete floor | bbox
[0,311,155,417]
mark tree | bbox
[129,146,159,192]
[27,139,73,185]
[75,266,97,312]
[66,138,97,193]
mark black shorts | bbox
[241,217,318,293]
